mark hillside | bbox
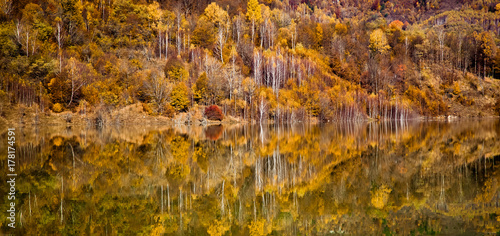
[1,0,500,125]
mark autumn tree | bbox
[474,31,497,78]
[54,17,64,72]
[246,0,262,45]
[0,0,12,16]
[65,57,94,107]
[369,29,390,55]
[145,70,171,114]
[170,82,190,112]
[192,16,215,48]
[201,2,229,62]
[60,0,84,44]
[194,72,208,105]
[164,57,189,82]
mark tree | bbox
[258,93,267,123]
[60,0,84,44]
[203,54,224,104]
[54,17,64,72]
[201,3,229,62]
[145,70,171,114]
[242,77,256,119]
[170,82,189,112]
[388,20,404,31]
[474,31,497,78]
[192,17,215,48]
[48,74,70,105]
[0,0,12,16]
[66,57,93,107]
[315,23,323,48]
[227,46,240,101]
[164,57,188,82]
[369,29,390,55]
[203,2,229,29]
[194,72,208,104]
[436,26,445,63]
[253,49,263,85]
[233,14,245,46]
[215,26,226,62]
[246,0,261,45]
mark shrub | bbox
[52,103,63,113]
[142,103,154,115]
[452,82,461,95]
[457,95,474,106]
[162,104,175,118]
[204,105,224,121]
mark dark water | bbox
[1,120,500,235]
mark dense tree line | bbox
[1,0,500,122]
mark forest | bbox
[1,0,500,124]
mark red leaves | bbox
[204,105,224,121]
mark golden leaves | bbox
[369,29,391,55]
[371,184,392,209]
[246,0,262,24]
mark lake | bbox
[1,120,500,235]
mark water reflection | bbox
[1,120,500,235]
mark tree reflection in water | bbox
[1,120,500,235]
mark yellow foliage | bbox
[52,137,64,146]
[207,219,230,236]
[369,29,390,54]
[171,135,190,163]
[150,216,165,236]
[52,103,64,113]
[165,57,189,82]
[170,82,190,112]
[452,81,461,95]
[248,219,271,236]
[371,184,392,209]
[203,2,229,29]
[335,23,348,35]
[142,102,154,115]
[315,23,323,46]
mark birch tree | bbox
[55,17,64,72]
[66,57,91,107]
[246,0,261,46]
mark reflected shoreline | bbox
[1,119,500,235]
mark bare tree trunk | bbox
[221,180,225,215]
[167,184,170,213]
[161,185,164,214]
[251,19,255,46]
[60,175,63,224]
[159,29,162,59]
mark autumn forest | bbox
[2,1,500,235]
[1,0,500,124]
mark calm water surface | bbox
[1,120,500,235]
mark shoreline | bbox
[0,103,498,131]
